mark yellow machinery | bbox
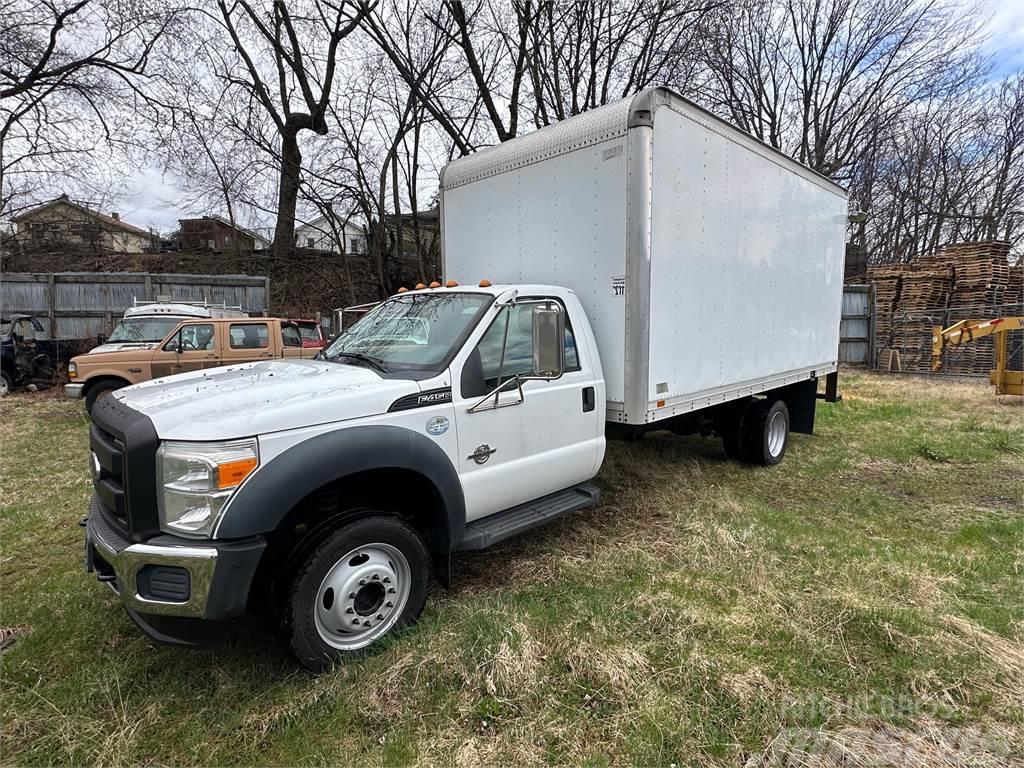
[931,317,1024,395]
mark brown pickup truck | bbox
[65,317,319,412]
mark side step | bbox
[457,483,601,551]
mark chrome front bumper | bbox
[64,383,84,399]
[86,500,218,617]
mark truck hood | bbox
[89,341,160,354]
[114,359,418,440]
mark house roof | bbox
[12,195,152,237]
[295,214,365,235]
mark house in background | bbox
[295,215,366,254]
[174,216,269,252]
[11,195,157,253]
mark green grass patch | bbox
[2,373,1022,766]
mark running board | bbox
[457,483,601,551]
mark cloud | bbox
[982,0,1024,77]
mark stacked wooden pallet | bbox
[866,264,906,347]
[897,267,953,313]
[1006,264,1023,308]
[923,241,1012,312]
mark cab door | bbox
[451,297,603,522]
[150,322,219,378]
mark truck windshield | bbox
[323,293,492,372]
[108,317,182,343]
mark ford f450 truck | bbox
[82,88,846,671]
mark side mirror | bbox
[531,302,564,379]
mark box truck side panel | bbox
[647,105,847,408]
[443,135,630,404]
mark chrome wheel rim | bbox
[767,410,786,457]
[0,378,8,396]
[313,542,411,650]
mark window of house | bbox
[229,323,269,349]
[349,237,364,254]
[306,237,315,248]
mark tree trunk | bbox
[272,130,302,257]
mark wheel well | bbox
[83,376,130,396]
[258,468,450,596]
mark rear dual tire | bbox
[722,398,790,466]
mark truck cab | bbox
[67,317,316,413]
[83,284,605,670]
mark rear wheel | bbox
[287,514,430,673]
[741,398,790,466]
[0,370,11,397]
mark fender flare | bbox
[214,424,466,560]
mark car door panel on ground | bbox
[150,323,218,378]
[453,298,603,522]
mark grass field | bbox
[1,371,1022,766]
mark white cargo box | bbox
[441,87,847,426]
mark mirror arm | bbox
[467,375,524,414]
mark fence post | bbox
[46,272,56,338]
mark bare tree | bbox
[0,0,173,217]
[214,0,368,256]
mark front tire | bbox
[287,515,430,673]
[85,380,123,414]
[0,370,12,396]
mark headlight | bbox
[68,361,77,379]
[156,439,258,537]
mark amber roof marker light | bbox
[429,281,441,288]
[479,279,492,287]
[446,280,459,287]
[414,283,426,290]
[397,287,409,293]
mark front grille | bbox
[91,423,128,530]
[89,396,161,541]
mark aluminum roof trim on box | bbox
[439,98,634,190]
[440,86,846,198]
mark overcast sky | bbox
[112,0,1024,236]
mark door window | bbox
[229,323,269,349]
[163,324,214,351]
[468,302,580,394]
[281,323,302,347]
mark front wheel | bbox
[287,515,430,673]
[0,370,11,396]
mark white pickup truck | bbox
[82,88,846,671]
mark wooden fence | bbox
[1,272,269,340]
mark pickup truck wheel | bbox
[0,371,11,396]
[288,515,429,672]
[85,381,122,414]
[742,398,789,466]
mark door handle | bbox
[582,386,596,412]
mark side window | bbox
[162,324,214,352]
[476,305,535,387]
[281,323,302,348]
[475,301,581,385]
[229,323,269,349]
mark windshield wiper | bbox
[328,351,389,373]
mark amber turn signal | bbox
[217,457,258,489]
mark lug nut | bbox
[383,577,391,583]
[387,587,396,594]
[363,620,371,627]
[352,618,361,625]
[376,613,383,620]
[385,601,393,608]
[359,579,367,585]
[349,591,356,599]
[371,574,380,580]
[346,607,354,614]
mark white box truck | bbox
[78,88,846,671]
[441,87,847,429]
